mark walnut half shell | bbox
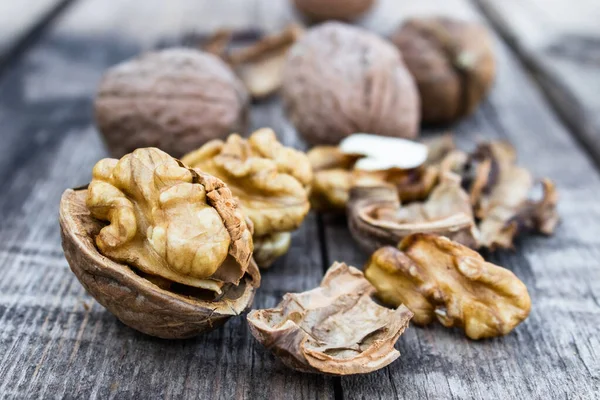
[364,234,531,340]
[59,148,260,339]
[247,262,413,375]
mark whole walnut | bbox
[292,0,376,22]
[282,22,420,146]
[391,17,496,125]
[95,48,249,158]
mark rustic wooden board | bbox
[0,0,599,399]
[473,0,600,163]
[0,0,71,65]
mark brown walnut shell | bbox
[59,189,260,339]
[391,17,495,125]
[282,22,420,145]
[95,48,249,158]
[292,0,376,22]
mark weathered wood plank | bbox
[0,0,70,64]
[0,1,334,399]
[473,0,600,164]
[319,0,600,398]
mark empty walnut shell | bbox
[391,17,495,125]
[292,0,376,22]
[60,189,260,339]
[95,48,249,158]
[282,22,420,145]
[247,262,413,375]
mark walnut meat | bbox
[282,22,420,145]
[95,48,249,158]
[293,0,376,22]
[59,148,260,338]
[392,17,495,125]
[247,262,413,375]
[182,128,312,268]
[348,173,478,254]
[364,234,531,340]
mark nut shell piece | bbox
[247,262,413,375]
[348,173,478,254]
[392,17,495,125]
[282,22,420,145]
[364,234,531,340]
[60,189,260,339]
[95,48,249,158]
[293,0,376,22]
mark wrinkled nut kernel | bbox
[228,24,304,99]
[282,22,419,145]
[182,128,312,268]
[392,17,496,125]
[247,262,413,375]
[59,148,260,338]
[348,173,478,254]
[293,0,376,22]
[95,48,249,158]
[364,234,531,340]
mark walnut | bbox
[391,17,495,125]
[59,148,260,338]
[228,24,304,99]
[292,0,376,22]
[282,22,420,146]
[308,134,454,211]
[364,234,531,340]
[181,128,312,268]
[348,173,479,254]
[247,262,413,375]
[95,48,249,158]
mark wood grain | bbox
[473,0,600,164]
[0,0,598,399]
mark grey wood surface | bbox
[0,0,598,399]
[473,0,600,164]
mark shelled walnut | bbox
[59,148,260,339]
[292,0,376,22]
[247,262,413,375]
[95,48,249,158]
[348,173,478,254]
[391,17,496,125]
[365,234,531,340]
[182,128,312,268]
[308,134,455,211]
[282,22,420,145]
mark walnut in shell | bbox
[391,17,496,125]
[282,22,420,145]
[364,234,531,340]
[247,262,413,375]
[59,148,260,339]
[182,128,312,268]
[293,0,376,22]
[348,173,478,254]
[95,48,249,158]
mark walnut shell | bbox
[292,0,376,22]
[282,22,420,145]
[60,189,260,339]
[391,17,495,125]
[95,48,249,158]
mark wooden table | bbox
[1,0,598,398]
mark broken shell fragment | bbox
[339,134,428,171]
[229,24,305,99]
[348,173,479,254]
[59,148,260,338]
[364,234,531,340]
[182,128,312,268]
[247,262,413,375]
